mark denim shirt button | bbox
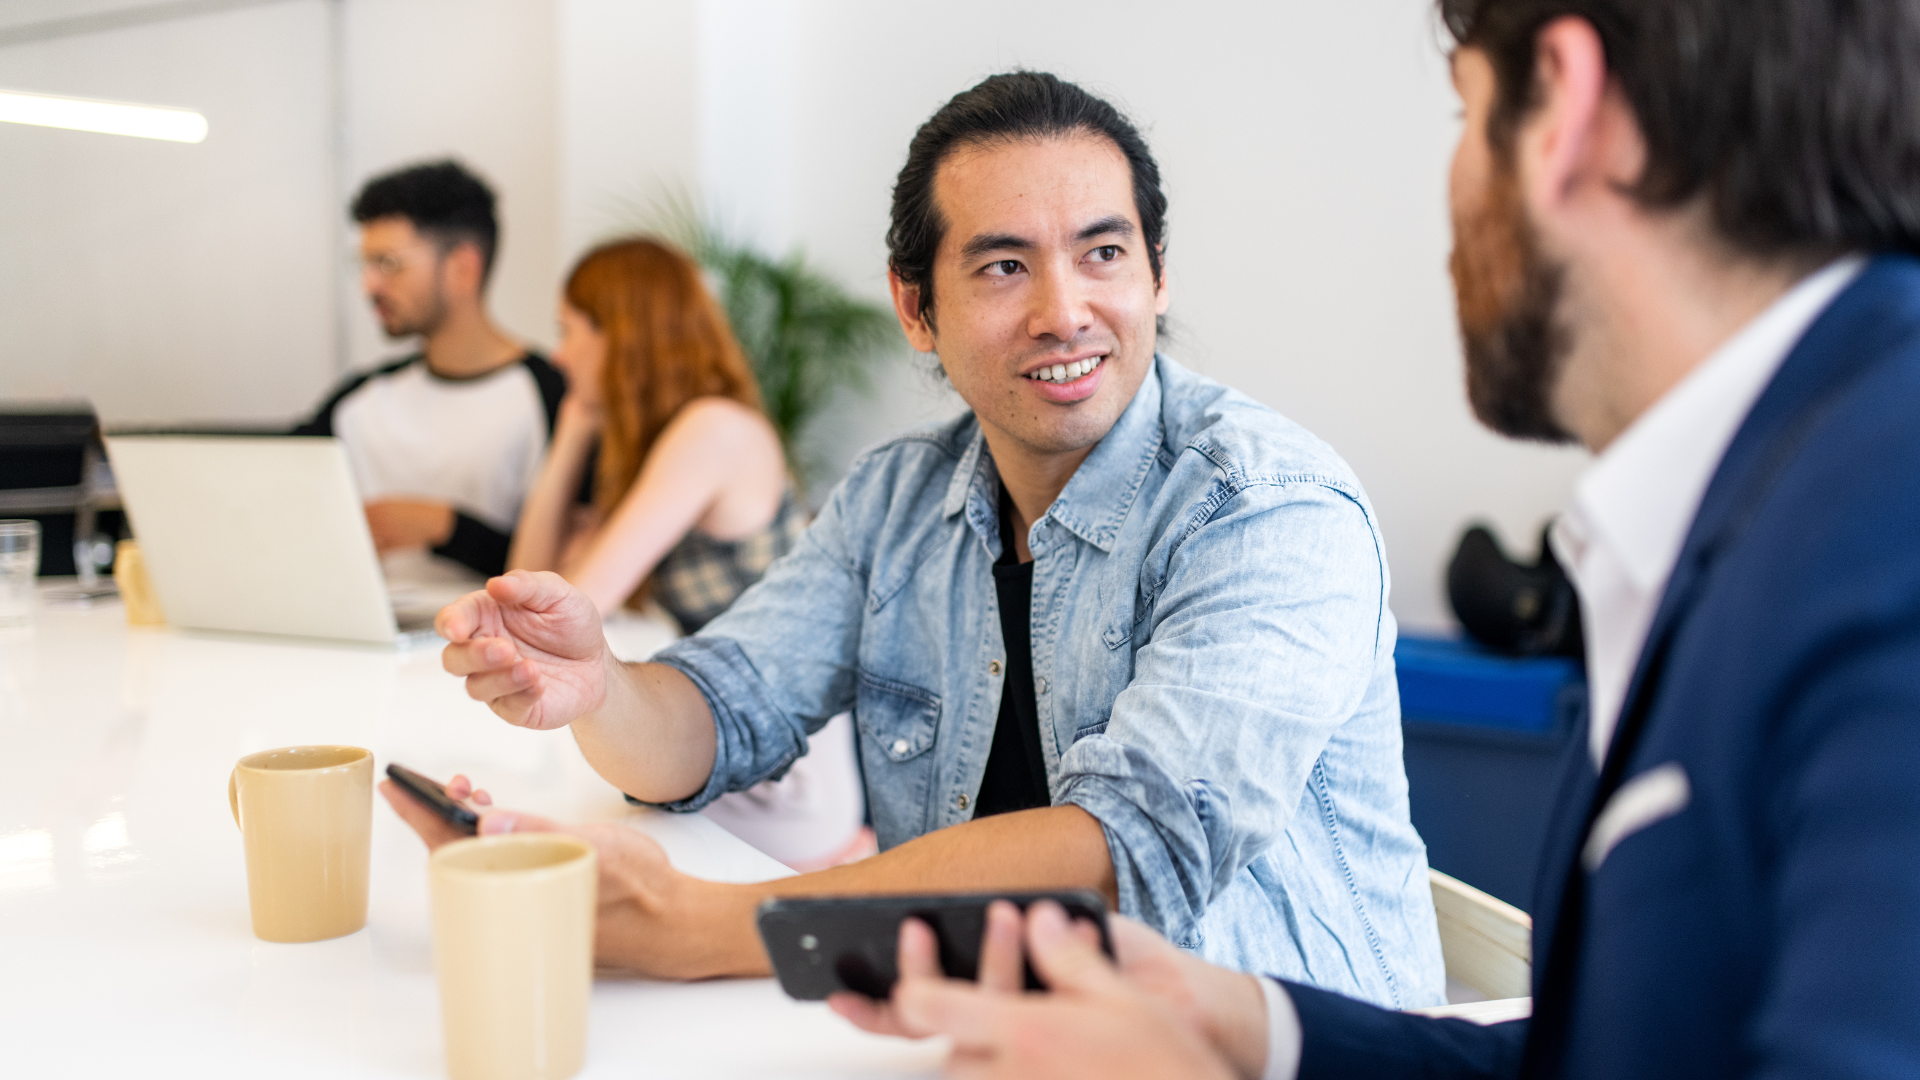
[891,738,910,756]
[956,793,970,810]
[987,659,1003,676]
[1036,677,1049,694]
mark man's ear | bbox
[1516,16,1615,221]
[442,240,487,301]
[1153,247,1171,317]
[888,268,937,353]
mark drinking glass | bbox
[0,520,40,628]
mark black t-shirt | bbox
[973,484,1051,818]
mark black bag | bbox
[1446,522,1585,660]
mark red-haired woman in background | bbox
[509,237,868,870]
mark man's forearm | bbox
[780,805,1116,902]
[669,804,1118,978]
[570,659,719,804]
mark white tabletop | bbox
[0,590,943,1079]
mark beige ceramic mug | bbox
[431,833,597,1080]
[112,539,165,627]
[228,745,373,943]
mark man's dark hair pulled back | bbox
[353,159,501,283]
[887,71,1168,330]
[1439,0,1920,260]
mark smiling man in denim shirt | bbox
[403,71,1444,1006]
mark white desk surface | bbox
[0,591,944,1079]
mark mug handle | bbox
[229,769,241,829]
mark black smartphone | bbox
[756,890,1111,1001]
[385,763,480,836]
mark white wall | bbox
[0,0,1585,630]
[0,0,564,426]
[557,0,698,255]
[341,0,561,373]
[0,0,336,425]
[665,0,1588,630]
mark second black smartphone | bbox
[756,890,1111,1001]
[385,763,480,835]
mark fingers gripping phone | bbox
[756,890,1112,1001]
[386,764,480,836]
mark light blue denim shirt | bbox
[651,355,1445,1007]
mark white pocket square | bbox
[1583,762,1690,872]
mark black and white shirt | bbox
[293,352,564,576]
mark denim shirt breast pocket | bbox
[853,669,941,846]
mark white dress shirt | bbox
[1552,256,1863,767]
[1260,254,1863,1080]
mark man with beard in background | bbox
[295,159,562,578]
[834,1,1920,1078]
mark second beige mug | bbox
[228,745,373,943]
[431,833,597,1080]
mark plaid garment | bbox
[651,490,808,633]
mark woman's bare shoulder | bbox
[654,396,783,463]
[669,396,773,435]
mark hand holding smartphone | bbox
[756,890,1111,1000]
[385,763,481,836]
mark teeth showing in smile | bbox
[1026,356,1104,383]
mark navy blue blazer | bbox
[1287,254,1920,1079]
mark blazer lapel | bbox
[1519,254,1920,1076]
[1600,254,1920,803]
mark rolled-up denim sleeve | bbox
[1055,480,1388,944]
[640,484,868,813]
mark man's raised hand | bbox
[437,569,612,730]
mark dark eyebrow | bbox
[1076,215,1134,243]
[957,216,1137,264]
[959,232,1032,262]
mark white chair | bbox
[1409,868,1533,1024]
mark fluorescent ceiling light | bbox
[0,89,207,143]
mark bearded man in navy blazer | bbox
[832,1,1920,1077]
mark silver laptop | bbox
[104,435,447,645]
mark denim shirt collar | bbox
[942,355,1168,555]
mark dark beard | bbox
[1449,160,1576,443]
[384,289,447,339]
[381,257,451,339]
